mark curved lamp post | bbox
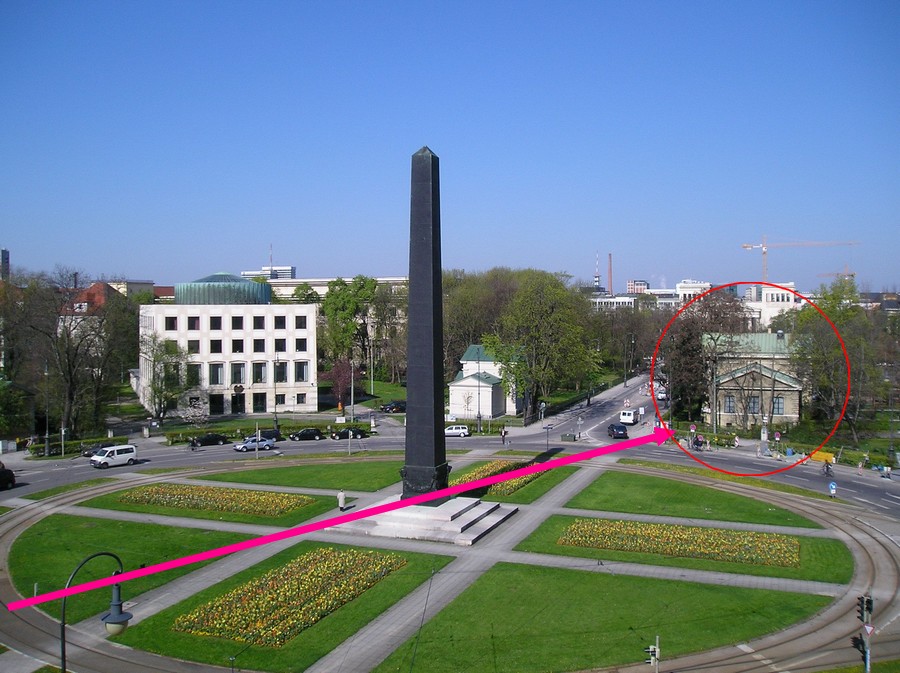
[60,551,132,672]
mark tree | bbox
[292,283,321,304]
[371,281,407,384]
[791,277,879,442]
[321,276,377,362]
[0,375,27,436]
[140,333,192,421]
[483,270,594,422]
[180,397,209,430]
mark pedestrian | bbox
[337,489,346,512]
[857,461,863,476]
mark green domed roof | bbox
[175,273,271,305]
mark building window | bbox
[210,339,222,354]
[186,363,201,387]
[296,393,307,404]
[274,315,286,330]
[209,394,225,415]
[210,316,222,330]
[232,316,243,330]
[274,360,287,383]
[252,392,266,413]
[749,395,760,414]
[187,340,200,354]
[295,315,307,330]
[253,315,265,330]
[253,338,266,353]
[232,339,244,353]
[209,363,224,385]
[275,393,285,406]
[252,362,266,384]
[187,316,200,330]
[231,362,245,385]
[773,396,785,415]
[724,395,735,414]
[274,338,286,352]
[165,316,177,331]
[294,360,309,382]
[295,338,307,352]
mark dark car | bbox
[233,437,275,452]
[330,427,368,440]
[246,429,283,442]
[607,423,629,439]
[290,428,324,441]
[379,400,406,413]
[81,441,115,457]
[0,468,15,490]
[189,432,229,447]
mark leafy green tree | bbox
[483,270,594,421]
[321,276,377,362]
[140,334,192,421]
[791,277,879,442]
[371,281,407,384]
[292,283,321,304]
[0,375,27,436]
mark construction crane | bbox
[818,264,856,280]
[741,235,858,282]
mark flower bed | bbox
[118,484,316,517]
[450,459,543,495]
[172,547,406,647]
[558,519,801,567]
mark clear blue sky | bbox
[2,1,898,293]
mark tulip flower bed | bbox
[559,519,801,567]
[118,484,316,517]
[172,547,406,647]
[450,459,543,495]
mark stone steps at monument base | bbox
[327,497,518,546]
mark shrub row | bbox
[118,484,315,517]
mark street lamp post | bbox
[60,552,132,673]
[44,362,50,457]
[623,334,635,387]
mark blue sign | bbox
[829,482,837,491]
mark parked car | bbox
[245,429,283,442]
[0,467,15,490]
[90,445,138,469]
[189,432,229,447]
[289,428,324,441]
[330,427,368,440]
[380,400,406,413]
[444,425,471,437]
[233,437,275,452]
[607,423,629,439]
[81,441,115,457]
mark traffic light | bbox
[865,595,874,616]
[858,595,868,622]
[644,644,658,665]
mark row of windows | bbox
[165,315,308,331]
[723,395,785,415]
[197,360,311,386]
[182,338,307,354]
[202,392,308,414]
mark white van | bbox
[90,444,138,469]
[619,409,638,425]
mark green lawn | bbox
[195,460,405,491]
[8,515,253,623]
[569,471,822,528]
[517,514,853,583]
[373,562,831,673]
[619,458,839,501]
[115,541,453,672]
[20,478,119,501]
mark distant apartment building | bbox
[626,279,649,294]
[240,265,297,280]
[137,273,317,418]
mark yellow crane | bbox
[741,235,858,282]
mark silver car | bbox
[233,437,275,452]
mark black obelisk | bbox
[401,147,451,499]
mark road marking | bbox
[736,643,754,653]
[885,493,900,502]
[853,497,891,511]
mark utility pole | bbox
[643,635,660,673]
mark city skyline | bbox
[2,2,898,293]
